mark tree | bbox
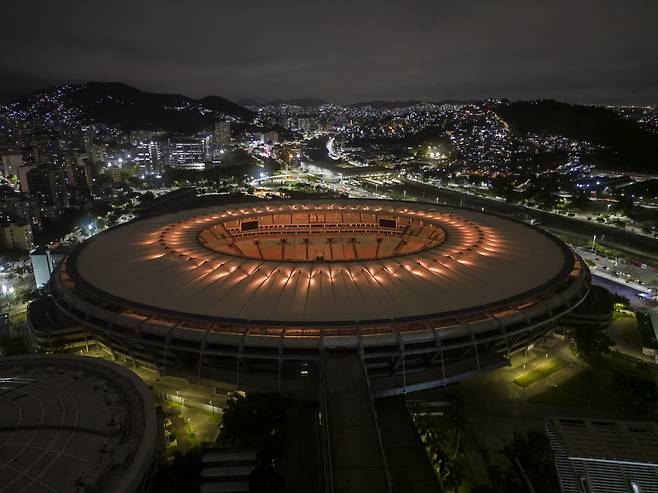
[505,431,554,492]
[571,193,591,211]
[618,194,634,217]
[139,191,155,203]
[434,453,465,492]
[218,392,288,448]
[573,324,614,358]
[412,407,466,492]
[0,336,29,356]
[249,463,285,493]
[610,292,630,308]
[471,486,497,493]
[151,446,202,493]
[491,175,515,200]
[21,286,48,304]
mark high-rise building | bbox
[166,137,205,167]
[22,143,41,163]
[17,164,34,193]
[296,117,317,133]
[82,160,98,189]
[215,121,231,145]
[62,153,93,188]
[25,166,69,217]
[278,117,292,129]
[0,222,33,251]
[81,125,97,155]
[89,142,108,164]
[1,154,23,177]
[262,130,279,144]
[0,186,40,228]
[135,140,161,176]
[212,121,231,159]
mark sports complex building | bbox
[0,354,159,492]
[46,199,590,396]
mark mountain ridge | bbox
[1,81,254,133]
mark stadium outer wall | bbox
[47,199,591,397]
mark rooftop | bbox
[548,417,658,465]
[68,199,574,325]
[0,355,158,493]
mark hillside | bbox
[494,100,658,172]
[1,82,254,133]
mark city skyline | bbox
[1,2,657,491]
[1,0,657,105]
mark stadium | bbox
[48,199,590,395]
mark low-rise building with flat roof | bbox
[546,417,658,493]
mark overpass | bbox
[320,352,440,493]
[400,178,658,261]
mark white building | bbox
[30,244,70,287]
[547,417,658,493]
[0,222,33,251]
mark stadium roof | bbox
[0,355,158,493]
[69,199,573,325]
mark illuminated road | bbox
[326,136,341,160]
[393,177,658,261]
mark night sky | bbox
[1,0,657,105]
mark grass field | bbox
[513,359,566,387]
[529,353,658,418]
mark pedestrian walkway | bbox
[322,351,391,493]
[375,396,440,493]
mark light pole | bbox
[592,234,597,253]
[2,284,13,310]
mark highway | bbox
[298,137,658,260]
[391,178,658,261]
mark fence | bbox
[157,390,222,415]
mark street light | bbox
[2,284,13,309]
[592,234,597,253]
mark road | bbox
[393,178,658,261]
[276,139,658,260]
[576,247,657,293]
[590,276,647,306]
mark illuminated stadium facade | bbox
[49,199,590,395]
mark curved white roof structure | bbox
[72,200,569,324]
[50,199,590,394]
[0,355,158,493]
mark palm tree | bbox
[435,453,466,492]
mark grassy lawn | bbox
[513,359,566,387]
[612,310,635,321]
[166,400,183,411]
[529,353,658,418]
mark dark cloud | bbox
[1,0,656,104]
